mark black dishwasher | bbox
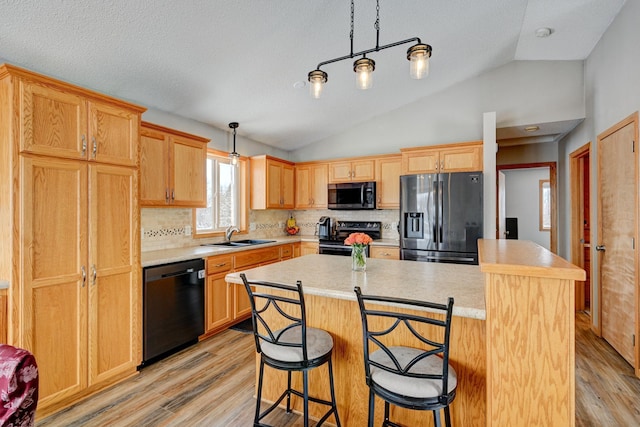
[142,258,205,366]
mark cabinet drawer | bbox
[235,247,280,270]
[280,244,294,259]
[207,255,233,274]
[370,246,400,260]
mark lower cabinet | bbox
[203,243,296,338]
[300,241,319,256]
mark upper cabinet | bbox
[375,155,402,209]
[329,159,375,183]
[140,122,209,207]
[295,163,328,209]
[251,155,295,209]
[19,75,140,167]
[401,141,483,175]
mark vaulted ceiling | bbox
[0,0,626,150]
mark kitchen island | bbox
[226,240,585,426]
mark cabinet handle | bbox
[92,137,97,158]
[214,263,228,267]
[171,190,175,201]
[91,265,97,286]
[81,266,86,287]
[165,189,170,203]
[81,135,87,156]
[440,160,444,170]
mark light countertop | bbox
[225,254,486,320]
[141,236,303,267]
[141,236,399,267]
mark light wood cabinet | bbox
[0,64,145,417]
[140,122,208,207]
[251,155,295,209]
[329,159,375,183]
[203,244,289,338]
[300,241,319,256]
[370,246,400,260]
[401,141,483,174]
[295,163,328,209]
[20,79,139,166]
[375,155,402,209]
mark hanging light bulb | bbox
[354,57,375,90]
[308,69,328,99]
[407,43,432,79]
[228,122,240,166]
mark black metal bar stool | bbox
[354,286,456,427]
[241,273,341,427]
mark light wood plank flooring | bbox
[37,313,640,426]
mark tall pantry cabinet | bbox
[0,64,146,416]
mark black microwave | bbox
[328,181,376,210]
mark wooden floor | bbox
[37,312,640,426]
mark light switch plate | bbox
[184,225,192,236]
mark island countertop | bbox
[225,254,486,320]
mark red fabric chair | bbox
[0,345,38,427]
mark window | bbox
[195,149,247,237]
[539,179,551,231]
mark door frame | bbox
[595,111,639,376]
[496,162,557,254]
[570,142,591,312]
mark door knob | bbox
[595,245,606,252]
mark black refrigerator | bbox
[400,172,483,265]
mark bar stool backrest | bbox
[241,274,308,362]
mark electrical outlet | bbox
[184,225,192,236]
[250,223,257,231]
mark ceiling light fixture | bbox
[228,122,240,166]
[524,125,540,132]
[307,0,432,98]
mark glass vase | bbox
[351,245,367,272]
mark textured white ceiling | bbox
[0,0,626,150]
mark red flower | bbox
[344,232,373,246]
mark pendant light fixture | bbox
[307,0,432,98]
[228,122,240,166]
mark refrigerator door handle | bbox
[361,183,365,207]
[439,180,444,244]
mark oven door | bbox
[319,244,370,257]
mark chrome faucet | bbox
[225,226,240,241]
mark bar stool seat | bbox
[241,273,341,427]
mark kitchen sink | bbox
[201,239,275,247]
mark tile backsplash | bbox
[141,208,400,252]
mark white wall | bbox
[291,60,584,162]
[559,0,640,327]
[143,107,290,160]
[503,168,551,250]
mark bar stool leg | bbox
[327,358,341,426]
[433,409,442,427]
[368,389,375,427]
[303,370,309,427]
[255,359,265,426]
[286,371,292,413]
[444,406,452,427]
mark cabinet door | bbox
[329,161,353,183]
[170,135,207,207]
[88,164,139,385]
[311,164,328,207]
[352,159,375,181]
[20,80,87,160]
[233,283,252,320]
[267,161,283,208]
[402,149,439,174]
[440,145,483,172]
[370,246,400,260]
[140,128,170,206]
[300,242,319,256]
[295,166,312,208]
[21,156,88,406]
[88,100,139,167]
[281,163,295,209]
[376,156,401,208]
[206,273,232,332]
